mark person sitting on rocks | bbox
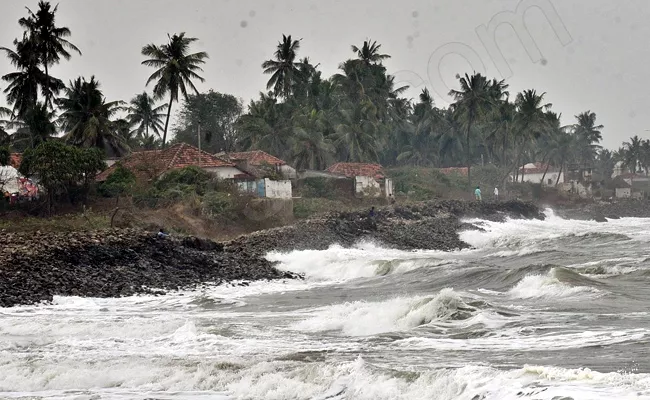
[389,194,396,205]
[369,206,376,218]
[474,186,482,201]
[157,228,169,239]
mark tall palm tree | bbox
[572,111,603,166]
[512,89,551,182]
[622,135,642,174]
[351,39,391,65]
[1,37,63,118]
[141,32,208,148]
[334,100,380,162]
[18,0,81,107]
[126,92,167,145]
[57,76,127,156]
[262,34,304,99]
[449,72,494,189]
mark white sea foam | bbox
[266,242,457,282]
[292,288,509,336]
[508,270,602,300]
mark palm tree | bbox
[351,39,391,65]
[622,135,642,174]
[1,37,63,118]
[291,109,334,170]
[141,32,209,148]
[449,72,494,189]
[262,35,304,99]
[512,89,551,182]
[10,102,57,149]
[334,100,380,162]
[572,111,603,166]
[57,76,127,156]
[126,92,166,145]
[18,0,81,106]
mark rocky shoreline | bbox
[551,199,650,221]
[1,200,543,308]
[0,230,298,308]
[231,199,544,253]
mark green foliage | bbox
[141,32,209,147]
[155,166,212,192]
[172,90,243,153]
[19,141,106,209]
[0,146,9,166]
[202,191,234,216]
[99,163,136,198]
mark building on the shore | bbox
[219,150,297,179]
[217,150,294,199]
[325,162,393,198]
[96,143,244,183]
[510,163,564,187]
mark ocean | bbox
[2,210,650,399]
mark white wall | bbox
[616,188,631,198]
[355,176,381,197]
[206,166,245,180]
[512,171,564,187]
[0,166,20,193]
[262,178,292,199]
[384,178,394,197]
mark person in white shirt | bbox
[494,187,499,201]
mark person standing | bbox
[494,187,499,201]
[474,186,482,201]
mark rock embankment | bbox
[0,200,543,308]
[0,230,298,308]
[554,199,650,221]
[232,200,544,254]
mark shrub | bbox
[99,163,136,198]
[202,192,234,216]
[155,166,212,193]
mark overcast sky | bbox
[1,0,647,149]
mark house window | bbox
[548,179,552,185]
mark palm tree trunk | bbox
[541,161,551,186]
[162,100,173,148]
[466,114,473,191]
[44,63,50,108]
[555,159,565,186]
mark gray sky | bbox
[1,0,647,150]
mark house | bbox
[221,150,297,179]
[608,176,632,199]
[215,150,294,199]
[510,162,564,187]
[96,143,243,183]
[326,162,393,197]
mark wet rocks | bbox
[0,200,543,308]
[230,199,544,253]
[0,229,299,308]
[556,199,650,221]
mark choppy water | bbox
[3,210,650,399]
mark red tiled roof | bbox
[96,143,235,182]
[437,167,468,176]
[10,153,21,169]
[518,162,559,174]
[326,163,385,179]
[225,150,287,166]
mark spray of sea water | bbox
[3,210,650,399]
